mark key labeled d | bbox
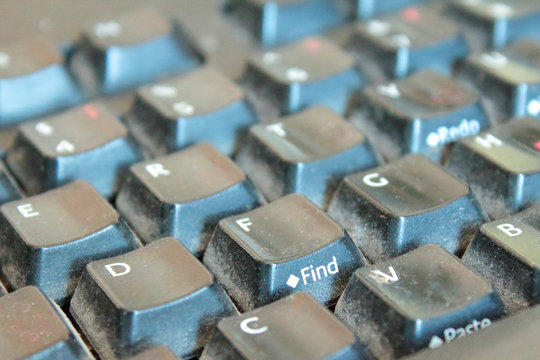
[105,263,131,277]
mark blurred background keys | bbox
[243,36,362,119]
[328,154,486,262]
[350,6,469,80]
[350,70,490,161]
[335,245,505,359]
[446,116,540,219]
[203,194,366,311]
[71,7,199,94]
[236,106,379,208]
[116,143,262,256]
[0,287,93,360]
[355,0,434,19]
[125,66,257,157]
[0,180,139,303]
[201,292,368,360]
[6,102,140,198]
[0,37,82,126]
[462,205,540,314]
[71,238,237,359]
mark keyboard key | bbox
[243,36,362,119]
[328,154,486,262]
[355,0,433,19]
[203,194,366,311]
[127,346,180,360]
[71,7,199,94]
[446,116,540,219]
[335,244,505,359]
[0,37,82,126]
[236,106,379,208]
[0,280,6,296]
[459,41,540,119]
[226,0,352,46]
[350,6,469,79]
[201,292,369,360]
[0,286,93,360]
[71,237,237,359]
[0,180,139,303]
[0,160,22,205]
[462,205,540,314]
[116,143,262,256]
[125,66,257,157]
[349,70,490,161]
[6,102,140,198]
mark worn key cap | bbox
[335,244,505,359]
[349,70,490,161]
[446,116,540,219]
[355,0,433,19]
[0,37,82,126]
[116,143,262,256]
[236,106,379,208]
[462,205,540,313]
[328,154,486,262]
[0,180,139,303]
[203,194,366,311]
[6,102,140,198]
[350,6,469,80]
[127,347,180,360]
[71,237,237,359]
[71,7,199,94]
[125,66,257,157]
[243,36,362,119]
[201,292,368,360]
[0,287,93,360]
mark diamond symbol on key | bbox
[286,274,300,288]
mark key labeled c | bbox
[363,173,389,187]
[240,317,268,335]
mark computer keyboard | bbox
[1,0,540,359]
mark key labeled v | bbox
[369,266,399,283]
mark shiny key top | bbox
[0,37,82,126]
[328,154,486,262]
[71,237,237,359]
[125,66,257,157]
[350,70,490,161]
[116,143,263,256]
[201,292,368,360]
[335,244,505,359]
[203,194,366,311]
[355,0,433,19]
[243,36,362,119]
[6,102,140,198]
[71,7,199,94]
[0,180,139,304]
[0,287,93,360]
[446,116,540,219]
[236,106,379,208]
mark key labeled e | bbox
[363,173,389,188]
[105,263,131,277]
[17,203,39,218]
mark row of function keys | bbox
[3,2,540,126]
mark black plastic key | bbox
[350,70,490,161]
[235,106,380,208]
[446,116,540,219]
[201,292,368,360]
[350,6,469,79]
[328,154,486,262]
[71,237,237,359]
[116,143,262,256]
[125,66,257,157]
[243,36,362,119]
[0,180,139,303]
[355,0,433,19]
[0,37,82,126]
[462,205,540,314]
[6,102,140,198]
[0,286,93,360]
[335,244,505,359]
[71,7,199,94]
[128,347,180,360]
[203,194,366,311]
[0,160,22,205]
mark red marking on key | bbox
[402,7,421,22]
[303,38,321,52]
[83,104,99,119]
[534,140,540,151]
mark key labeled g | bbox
[363,173,389,188]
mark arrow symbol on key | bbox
[369,266,399,283]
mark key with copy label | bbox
[71,237,237,359]
[328,154,486,262]
[201,292,368,360]
[335,244,505,359]
[203,194,366,311]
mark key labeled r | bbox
[240,317,268,335]
[105,263,131,277]
[363,173,389,188]
[145,163,171,178]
